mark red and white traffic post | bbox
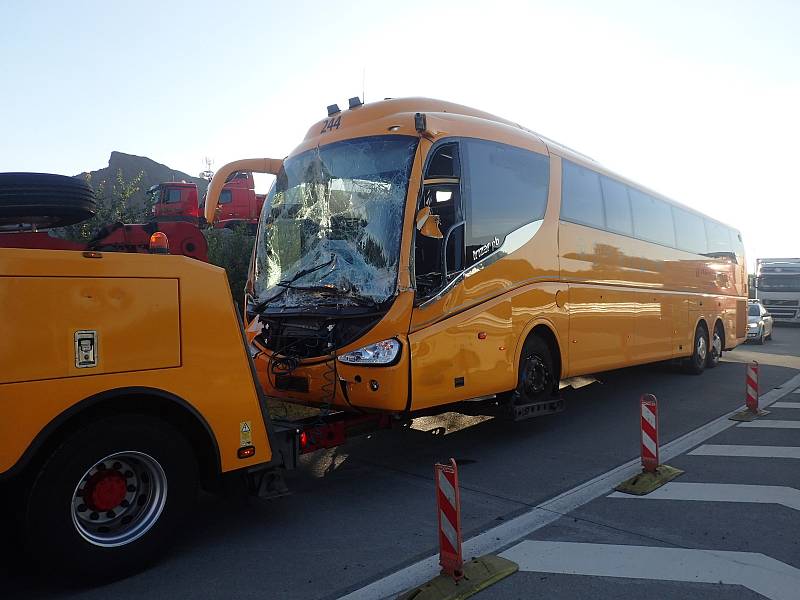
[435,458,464,580]
[745,360,759,414]
[640,394,659,473]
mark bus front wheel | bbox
[684,324,708,375]
[513,336,556,405]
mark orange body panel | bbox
[0,248,270,475]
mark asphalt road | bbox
[2,327,798,599]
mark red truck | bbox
[151,171,266,231]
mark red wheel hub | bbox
[84,471,128,511]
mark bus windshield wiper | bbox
[275,254,336,288]
[314,289,380,309]
[252,256,337,311]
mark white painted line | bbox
[689,444,800,459]
[608,482,800,510]
[337,371,800,600]
[738,420,800,429]
[500,541,800,600]
[772,402,800,408]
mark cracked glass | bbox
[253,135,418,309]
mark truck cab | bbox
[150,182,201,222]
[209,171,265,231]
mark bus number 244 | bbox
[320,116,342,133]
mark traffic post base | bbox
[729,407,770,422]
[615,464,684,495]
[397,555,518,600]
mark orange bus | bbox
[204,97,747,419]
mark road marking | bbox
[608,482,800,510]
[738,420,800,429]
[689,444,800,459]
[771,402,800,408]
[499,541,800,600]
[337,371,800,600]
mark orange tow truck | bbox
[0,168,394,580]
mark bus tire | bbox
[23,415,197,581]
[684,324,708,375]
[513,336,556,405]
[706,322,723,369]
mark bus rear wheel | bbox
[23,415,197,581]
[684,324,708,375]
[706,323,723,369]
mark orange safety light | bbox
[149,232,170,254]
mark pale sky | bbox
[2,0,798,269]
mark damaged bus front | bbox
[242,134,420,412]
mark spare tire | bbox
[0,172,96,228]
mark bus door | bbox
[408,141,520,410]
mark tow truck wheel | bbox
[24,415,197,581]
[0,172,96,228]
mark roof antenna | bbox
[362,66,366,103]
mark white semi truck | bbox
[755,257,800,323]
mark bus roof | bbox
[296,97,740,234]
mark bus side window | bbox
[414,144,464,300]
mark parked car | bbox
[747,300,774,344]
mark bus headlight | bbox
[338,339,401,365]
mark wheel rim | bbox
[697,335,707,362]
[71,451,167,548]
[711,331,722,361]
[522,354,551,398]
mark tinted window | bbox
[672,206,708,254]
[600,176,632,235]
[561,160,604,228]
[426,144,459,178]
[463,139,549,262]
[219,189,233,205]
[166,188,182,204]
[705,219,730,253]
[630,189,676,247]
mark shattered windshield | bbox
[253,135,418,309]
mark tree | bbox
[58,169,149,242]
[204,224,255,299]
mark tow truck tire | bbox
[24,415,197,581]
[684,323,708,375]
[0,172,96,228]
